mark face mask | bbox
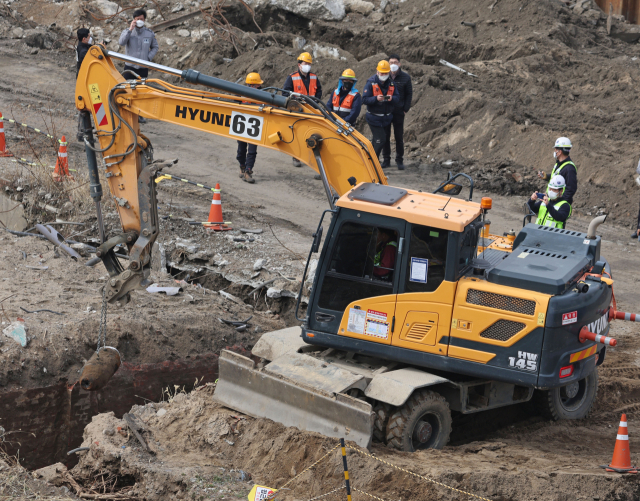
[553,151,557,159]
[390,64,399,72]
[88,37,93,44]
[548,190,560,200]
[342,81,353,91]
[300,64,311,74]
[136,20,145,28]
[378,73,389,82]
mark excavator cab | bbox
[305,183,482,359]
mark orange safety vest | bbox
[291,71,318,96]
[372,82,394,98]
[332,89,357,112]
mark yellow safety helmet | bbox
[376,60,391,73]
[298,52,313,64]
[340,68,357,80]
[245,72,264,85]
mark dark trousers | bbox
[236,141,257,170]
[122,65,149,80]
[368,124,387,158]
[382,111,405,163]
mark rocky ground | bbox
[1,0,640,498]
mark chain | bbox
[276,444,341,492]
[347,447,493,501]
[97,286,108,353]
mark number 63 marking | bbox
[229,111,263,141]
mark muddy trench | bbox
[0,271,301,471]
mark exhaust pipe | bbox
[586,215,607,239]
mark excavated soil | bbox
[69,384,640,501]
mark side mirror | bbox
[311,226,323,253]
[442,183,463,195]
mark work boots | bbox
[243,168,255,184]
[239,165,246,178]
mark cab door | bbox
[309,209,406,345]
[392,224,457,356]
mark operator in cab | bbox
[362,61,399,164]
[537,137,577,204]
[528,175,572,229]
[236,72,263,184]
[373,228,398,280]
[283,52,323,167]
[326,69,362,126]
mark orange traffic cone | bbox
[204,183,231,231]
[53,135,71,182]
[0,112,13,158]
[601,414,638,473]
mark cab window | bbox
[458,222,478,274]
[403,224,448,293]
[318,222,398,312]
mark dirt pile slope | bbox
[69,383,640,501]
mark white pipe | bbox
[586,215,607,239]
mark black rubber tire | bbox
[535,369,598,421]
[385,390,452,452]
[372,402,391,444]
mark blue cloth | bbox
[325,81,362,125]
[362,75,399,127]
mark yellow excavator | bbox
[77,47,628,451]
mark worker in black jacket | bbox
[382,54,413,170]
[537,137,577,205]
[76,28,92,78]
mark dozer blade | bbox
[214,350,374,448]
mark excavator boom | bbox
[75,45,387,303]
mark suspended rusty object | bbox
[79,347,121,391]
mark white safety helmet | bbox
[548,175,566,190]
[554,137,572,153]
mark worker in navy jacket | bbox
[326,68,362,126]
[362,60,399,163]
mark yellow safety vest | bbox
[374,241,397,267]
[536,200,572,229]
[548,160,576,194]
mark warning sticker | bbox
[89,83,109,127]
[365,319,389,339]
[247,485,277,501]
[562,311,578,325]
[347,308,365,335]
[367,309,387,322]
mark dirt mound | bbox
[69,383,640,501]
[0,454,78,500]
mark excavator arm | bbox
[74,45,387,304]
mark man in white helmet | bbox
[528,175,572,229]
[537,137,577,204]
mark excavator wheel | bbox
[535,369,598,421]
[385,390,452,452]
[372,402,391,444]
